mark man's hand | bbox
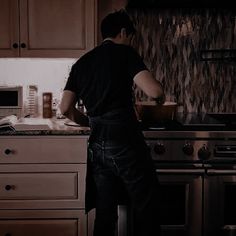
[154,94,166,105]
[59,90,89,127]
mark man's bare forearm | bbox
[64,107,89,127]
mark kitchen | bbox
[0,0,236,236]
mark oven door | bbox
[156,168,203,236]
[204,168,236,236]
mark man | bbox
[60,10,164,236]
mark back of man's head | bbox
[101,10,136,40]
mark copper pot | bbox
[135,101,178,123]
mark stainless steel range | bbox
[143,113,236,236]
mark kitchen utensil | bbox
[64,120,81,127]
[135,100,178,123]
[27,85,38,117]
[42,92,52,118]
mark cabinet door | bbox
[0,136,87,164]
[19,0,95,57]
[0,164,86,209]
[0,0,19,57]
[0,210,87,236]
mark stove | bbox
[142,112,236,131]
[142,113,236,236]
[143,113,236,163]
[207,112,236,126]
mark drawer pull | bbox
[5,185,14,191]
[4,149,12,155]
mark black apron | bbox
[85,107,144,213]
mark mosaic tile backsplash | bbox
[128,8,236,113]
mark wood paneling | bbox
[20,0,95,57]
[0,0,95,57]
[0,136,88,235]
[0,0,19,57]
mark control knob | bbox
[198,144,211,160]
[182,143,194,156]
[154,143,165,155]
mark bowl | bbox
[135,101,178,123]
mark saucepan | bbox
[135,101,178,123]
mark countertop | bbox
[1,113,236,136]
[0,117,90,136]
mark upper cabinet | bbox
[0,0,95,58]
[0,0,19,57]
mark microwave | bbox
[0,86,23,118]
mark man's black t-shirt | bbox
[64,40,147,117]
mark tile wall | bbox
[128,8,236,113]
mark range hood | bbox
[126,0,236,8]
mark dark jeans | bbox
[88,139,161,236]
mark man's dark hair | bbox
[101,10,136,39]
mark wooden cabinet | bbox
[0,0,95,57]
[0,210,86,236]
[0,135,88,236]
[0,137,87,163]
[0,0,19,57]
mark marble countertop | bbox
[0,117,90,136]
[1,113,236,136]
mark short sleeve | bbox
[64,64,77,93]
[127,47,148,79]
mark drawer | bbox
[0,210,86,236]
[0,136,87,163]
[0,164,85,209]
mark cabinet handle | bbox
[5,185,14,191]
[12,43,18,48]
[156,168,205,174]
[4,149,12,155]
[5,233,11,236]
[20,43,26,48]
[207,169,236,175]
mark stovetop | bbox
[142,113,236,131]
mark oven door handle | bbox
[156,169,205,174]
[207,169,236,175]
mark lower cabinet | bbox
[0,164,86,209]
[0,136,88,236]
[0,210,86,236]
